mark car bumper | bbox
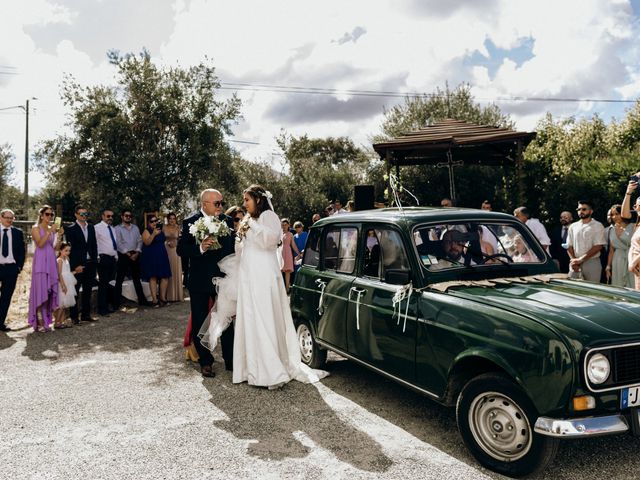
[534,414,630,438]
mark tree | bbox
[37,50,241,221]
[0,143,14,198]
[370,83,514,210]
[274,133,371,223]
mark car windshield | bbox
[413,221,545,271]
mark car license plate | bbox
[621,386,640,408]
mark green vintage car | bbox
[291,207,640,477]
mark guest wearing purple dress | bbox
[29,205,63,332]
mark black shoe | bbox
[82,316,98,322]
[0,325,11,332]
[98,311,110,317]
[72,318,80,325]
[225,362,233,371]
[201,365,215,378]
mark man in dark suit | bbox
[177,189,235,378]
[550,210,573,273]
[64,205,98,324]
[0,209,25,332]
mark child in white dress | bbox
[53,242,77,329]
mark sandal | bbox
[152,301,160,308]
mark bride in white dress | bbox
[200,184,327,389]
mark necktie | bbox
[108,225,117,251]
[561,226,568,243]
[2,228,8,258]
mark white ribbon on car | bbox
[315,279,327,315]
[392,283,413,333]
[353,289,364,331]
[386,172,420,212]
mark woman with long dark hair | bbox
[606,204,634,287]
[622,175,640,289]
[28,205,63,331]
[200,184,327,388]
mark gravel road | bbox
[1,302,639,480]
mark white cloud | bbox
[1,0,639,193]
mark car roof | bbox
[312,207,517,228]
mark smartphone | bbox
[54,217,62,229]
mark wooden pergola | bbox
[372,119,536,203]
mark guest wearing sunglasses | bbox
[163,212,184,302]
[65,204,98,323]
[567,200,607,282]
[177,189,235,377]
[94,209,119,316]
[141,215,171,307]
[28,205,64,332]
[114,209,147,307]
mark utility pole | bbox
[24,98,29,218]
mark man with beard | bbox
[114,209,148,307]
[550,211,573,273]
[431,229,472,270]
[567,200,607,282]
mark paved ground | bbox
[1,302,640,480]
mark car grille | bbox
[613,345,640,385]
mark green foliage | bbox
[0,143,14,196]
[375,83,513,141]
[371,83,515,208]
[37,50,241,222]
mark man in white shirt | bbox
[567,200,607,282]
[514,207,551,252]
[94,209,118,316]
[333,200,347,215]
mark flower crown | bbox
[260,190,273,200]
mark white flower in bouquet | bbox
[189,216,231,250]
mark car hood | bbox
[446,278,640,352]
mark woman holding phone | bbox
[621,173,640,289]
[28,205,64,332]
[141,215,171,307]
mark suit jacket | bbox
[177,211,235,294]
[3,226,25,272]
[550,224,570,273]
[65,222,98,271]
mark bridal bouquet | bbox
[189,216,231,250]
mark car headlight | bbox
[587,353,611,385]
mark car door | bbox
[346,226,418,382]
[308,226,358,352]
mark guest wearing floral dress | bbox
[163,213,184,302]
[141,215,171,307]
[280,218,301,293]
[28,205,63,332]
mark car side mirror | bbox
[385,268,411,285]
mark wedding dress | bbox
[200,209,328,388]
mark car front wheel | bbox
[456,373,558,478]
[296,320,327,369]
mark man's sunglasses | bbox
[44,212,54,217]
[205,200,226,207]
[79,212,89,217]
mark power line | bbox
[219,82,638,104]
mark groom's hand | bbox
[201,236,214,251]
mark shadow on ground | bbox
[201,368,393,474]
[21,302,188,362]
[0,332,16,351]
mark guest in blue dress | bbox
[141,215,171,307]
[293,221,308,272]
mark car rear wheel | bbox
[296,321,327,368]
[456,373,558,478]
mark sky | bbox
[1,0,640,193]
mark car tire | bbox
[456,372,558,478]
[296,320,327,369]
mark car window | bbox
[322,229,340,270]
[321,227,358,274]
[362,228,410,280]
[302,228,320,267]
[414,222,544,271]
[337,228,358,274]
